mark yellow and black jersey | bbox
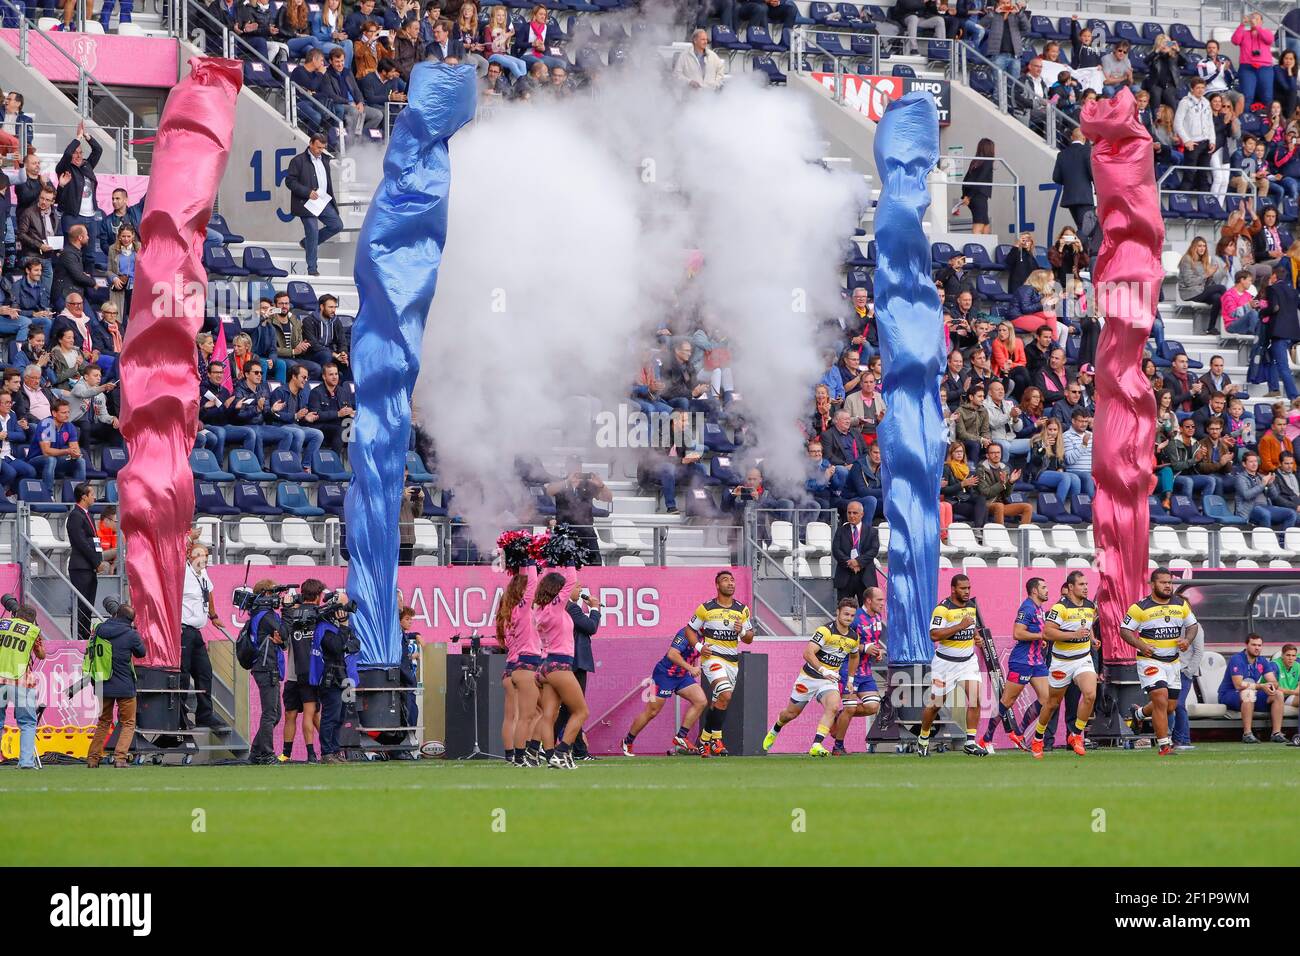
[0,616,40,682]
[1044,597,1098,660]
[690,599,753,660]
[804,623,857,680]
[1122,597,1197,662]
[930,599,977,661]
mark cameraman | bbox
[282,578,324,763]
[180,545,229,734]
[247,580,287,765]
[312,591,359,764]
[544,455,612,565]
[85,601,145,769]
[0,600,45,770]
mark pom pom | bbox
[540,522,588,569]
[496,529,534,571]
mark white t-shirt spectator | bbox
[181,562,214,629]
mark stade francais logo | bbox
[49,887,151,937]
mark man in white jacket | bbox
[1174,77,1215,195]
[674,29,727,91]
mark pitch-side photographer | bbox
[0,597,45,770]
[181,545,229,734]
[247,580,287,765]
[312,592,359,764]
[281,579,325,763]
[85,600,145,769]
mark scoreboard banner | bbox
[813,72,952,125]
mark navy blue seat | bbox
[190,449,234,481]
[1203,494,1248,525]
[1069,493,1092,522]
[849,33,874,57]
[104,479,118,504]
[809,1,835,23]
[846,265,872,292]
[1128,48,1148,75]
[931,241,957,267]
[229,449,276,482]
[1167,193,1205,219]
[963,243,1001,271]
[969,66,995,99]
[891,63,916,78]
[19,479,67,514]
[207,213,244,244]
[58,480,107,514]
[312,450,351,481]
[270,450,315,482]
[1037,492,1082,523]
[1028,15,1057,38]
[1169,495,1214,525]
[865,238,877,266]
[286,280,318,313]
[102,446,128,478]
[242,58,279,89]
[241,246,289,278]
[1283,197,1300,223]
[976,273,1013,303]
[1168,23,1203,49]
[1140,22,1163,44]
[276,481,325,517]
[1085,19,1109,42]
[711,454,744,487]
[1198,195,1228,220]
[752,55,788,84]
[317,481,346,516]
[1255,402,1274,432]
[1162,340,1202,368]
[203,244,250,278]
[710,24,748,50]
[233,481,283,516]
[406,451,434,483]
[1149,496,1181,525]
[702,421,738,453]
[745,25,783,52]
[834,2,865,27]
[815,31,848,55]
[195,480,239,516]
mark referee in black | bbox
[65,483,102,642]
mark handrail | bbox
[941,152,1024,233]
[185,0,346,158]
[1156,164,1259,210]
[19,120,158,176]
[2,0,141,164]
[13,506,105,642]
[955,39,1080,148]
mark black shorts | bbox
[283,680,320,710]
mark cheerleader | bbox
[534,563,584,770]
[494,532,545,767]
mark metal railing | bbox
[2,0,145,165]
[1157,163,1259,210]
[953,40,1080,148]
[941,152,1024,232]
[19,120,158,177]
[184,0,346,158]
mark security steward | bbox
[0,601,45,769]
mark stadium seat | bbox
[0,494,15,515]
[241,246,289,278]
[405,451,435,483]
[1160,341,1202,368]
[752,55,788,84]
[1167,193,1205,219]
[1202,494,1247,525]
[1037,492,1081,524]
[276,481,325,517]
[710,24,748,50]
[1198,195,1228,220]
[1249,528,1289,560]
[980,524,1017,555]
[1150,526,1183,557]
[1029,15,1060,38]
[190,449,234,481]
[317,482,346,516]
[891,64,916,78]
[194,480,239,516]
[230,449,276,482]
[815,31,848,55]
[18,480,68,514]
[962,556,988,569]
[28,515,67,553]
[102,447,128,477]
[270,451,315,482]
[1139,21,1163,44]
[963,243,1001,271]
[203,244,250,277]
[745,25,783,52]
[312,450,351,481]
[413,518,440,555]
[1069,493,1092,522]
[1169,495,1213,525]
[809,1,835,23]
[803,521,832,557]
[286,280,318,312]
[931,241,957,267]
[228,516,285,554]
[1048,525,1087,554]
[1149,497,1180,525]
[946,523,989,554]
[1283,527,1300,557]
[286,554,317,566]
[233,481,283,516]
[976,273,1013,303]
[834,2,865,27]
[767,520,796,555]
[208,212,245,245]
[1218,526,1262,559]
[1168,23,1203,49]
[847,33,873,57]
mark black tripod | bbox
[453,632,505,762]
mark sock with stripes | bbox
[1074,718,1088,734]
[1019,700,1042,734]
[984,703,1009,740]
[768,718,787,737]
[623,732,636,746]
[676,725,690,739]
[1034,720,1049,741]
[965,730,978,744]
[918,725,931,742]
[813,725,829,746]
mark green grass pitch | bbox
[2,744,1295,866]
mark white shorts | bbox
[1136,657,1181,694]
[1047,654,1096,689]
[701,656,738,702]
[789,672,840,706]
[929,654,981,698]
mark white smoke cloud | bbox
[415,20,865,545]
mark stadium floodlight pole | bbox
[118,59,242,669]
[1078,87,1164,667]
[872,91,944,669]
[344,63,476,668]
